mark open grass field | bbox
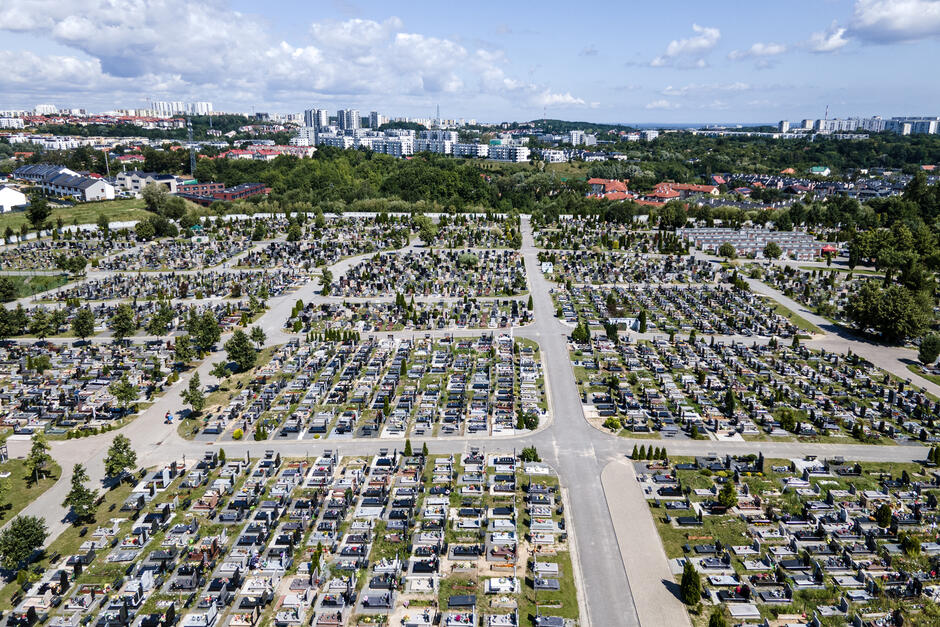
[0,458,62,528]
[0,198,152,233]
[0,274,71,299]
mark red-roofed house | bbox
[587,178,629,195]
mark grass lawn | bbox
[651,505,751,560]
[0,274,71,300]
[0,458,62,527]
[0,480,135,610]
[765,299,825,335]
[907,363,940,387]
[0,198,152,233]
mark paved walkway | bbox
[602,460,691,627]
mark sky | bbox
[0,0,939,124]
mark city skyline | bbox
[0,0,939,123]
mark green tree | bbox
[104,434,137,482]
[708,609,728,627]
[414,215,438,246]
[108,303,136,342]
[141,182,168,213]
[718,480,737,509]
[146,301,174,337]
[181,372,205,415]
[193,311,221,353]
[724,387,735,417]
[0,277,16,303]
[250,325,266,349]
[718,242,737,259]
[224,329,257,372]
[0,515,48,570]
[71,307,95,341]
[320,268,333,296]
[27,309,52,340]
[404,439,413,457]
[679,560,701,605]
[763,241,782,260]
[109,374,139,416]
[919,333,940,365]
[134,219,156,241]
[62,464,96,523]
[26,196,51,231]
[638,309,648,333]
[286,223,302,242]
[25,433,52,484]
[169,335,192,367]
[210,361,231,381]
[520,446,540,462]
[875,503,893,528]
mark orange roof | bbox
[669,183,717,193]
[780,168,796,174]
[605,192,630,201]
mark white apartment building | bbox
[414,139,454,154]
[0,118,25,129]
[420,130,459,143]
[488,145,530,162]
[539,149,568,163]
[454,143,489,158]
[338,109,360,130]
[371,137,414,157]
[34,104,58,115]
[190,102,213,115]
[316,134,355,149]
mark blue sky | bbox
[1,0,938,123]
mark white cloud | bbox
[806,22,850,52]
[661,82,750,97]
[850,0,940,43]
[0,1,584,111]
[728,42,787,60]
[535,91,586,106]
[645,99,679,110]
[651,24,720,67]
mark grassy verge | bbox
[765,299,825,335]
[0,274,71,299]
[907,363,940,387]
[0,480,135,610]
[0,198,152,233]
[0,459,62,527]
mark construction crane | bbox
[187,116,196,175]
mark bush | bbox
[520,446,541,462]
[680,560,701,604]
[232,428,244,440]
[603,417,622,431]
[253,426,268,441]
